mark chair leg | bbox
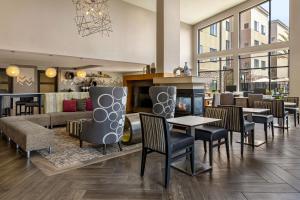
[287,116,289,132]
[164,154,171,188]
[79,140,83,148]
[230,131,233,145]
[297,113,299,124]
[209,140,213,166]
[251,130,255,150]
[294,113,297,127]
[225,137,230,161]
[103,144,107,155]
[189,146,195,175]
[241,132,244,157]
[218,139,221,151]
[271,122,274,137]
[140,148,147,177]
[283,117,285,134]
[264,123,268,143]
[203,141,207,153]
[118,142,123,151]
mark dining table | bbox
[167,115,221,175]
[240,107,270,147]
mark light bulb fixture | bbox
[76,70,87,78]
[6,65,20,77]
[45,67,57,78]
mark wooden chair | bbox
[139,112,194,187]
[195,107,229,166]
[284,97,299,127]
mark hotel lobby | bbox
[0,0,300,199]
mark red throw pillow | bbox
[63,100,77,112]
[86,98,93,111]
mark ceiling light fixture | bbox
[45,67,57,78]
[6,65,20,77]
[72,0,113,37]
[76,69,87,78]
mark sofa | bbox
[49,111,92,128]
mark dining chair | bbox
[139,112,194,187]
[268,99,289,133]
[253,101,274,142]
[195,107,229,166]
[218,105,255,156]
[284,97,299,127]
[220,93,234,105]
[248,94,263,108]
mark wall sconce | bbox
[45,67,57,78]
[76,70,87,78]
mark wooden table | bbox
[240,107,270,147]
[167,116,221,175]
[0,93,43,117]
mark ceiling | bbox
[0,50,145,72]
[123,0,247,24]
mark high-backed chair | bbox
[139,112,194,187]
[284,97,299,127]
[149,86,176,119]
[269,99,289,133]
[16,97,33,115]
[195,107,229,166]
[220,93,234,106]
[219,105,255,156]
[80,87,127,154]
[253,101,274,142]
[248,94,263,108]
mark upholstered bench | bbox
[49,111,92,128]
[5,120,54,158]
[24,114,51,128]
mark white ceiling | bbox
[0,50,145,72]
[123,0,247,24]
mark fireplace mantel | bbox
[153,76,206,90]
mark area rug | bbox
[31,128,142,176]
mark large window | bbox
[198,57,234,92]
[198,16,233,53]
[240,1,270,48]
[271,0,289,43]
[239,50,289,93]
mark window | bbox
[254,40,260,46]
[271,0,289,43]
[254,59,260,68]
[198,22,220,53]
[239,51,289,93]
[210,24,218,36]
[244,23,249,29]
[239,1,270,48]
[261,25,266,35]
[226,40,230,50]
[210,48,217,61]
[198,57,234,92]
[254,21,259,32]
[226,21,230,31]
[199,45,203,54]
[261,60,266,68]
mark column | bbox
[156,0,180,74]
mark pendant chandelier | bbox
[72,0,113,37]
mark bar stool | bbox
[16,97,33,115]
[25,101,39,115]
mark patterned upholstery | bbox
[218,105,243,132]
[220,93,234,105]
[81,87,127,145]
[140,113,167,153]
[269,100,285,118]
[235,98,248,108]
[248,94,263,108]
[204,107,227,128]
[149,86,176,119]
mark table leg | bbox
[0,96,2,118]
[171,127,212,175]
[38,94,42,114]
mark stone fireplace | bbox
[153,77,205,117]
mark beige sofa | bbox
[49,111,92,128]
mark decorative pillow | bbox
[86,98,93,111]
[74,98,86,111]
[63,100,77,112]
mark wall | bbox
[0,0,193,69]
[180,22,193,68]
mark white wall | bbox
[0,0,193,69]
[180,22,193,68]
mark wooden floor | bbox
[1,120,300,200]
